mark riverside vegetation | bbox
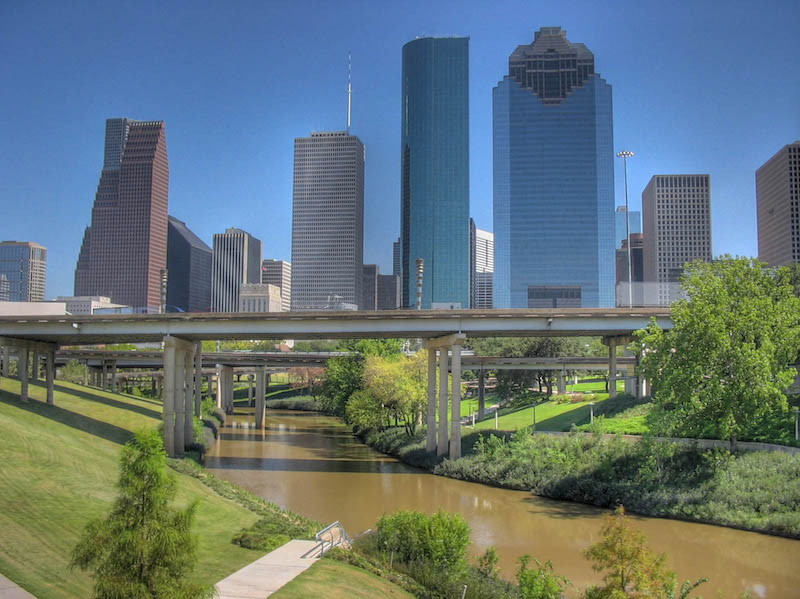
[314,258,800,538]
[315,507,708,599]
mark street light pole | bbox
[616,151,635,308]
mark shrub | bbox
[516,556,569,599]
[265,397,321,411]
[376,510,470,572]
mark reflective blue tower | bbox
[493,27,615,308]
[401,37,470,309]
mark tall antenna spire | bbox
[347,50,352,133]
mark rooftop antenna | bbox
[347,50,352,133]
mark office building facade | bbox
[362,264,378,310]
[291,131,364,310]
[401,36,470,309]
[211,228,262,312]
[75,118,169,311]
[55,295,130,315]
[239,283,282,313]
[469,220,494,309]
[615,233,644,285]
[392,238,401,278]
[0,241,47,302]
[493,27,615,308]
[615,206,641,249]
[261,259,292,311]
[757,141,800,266]
[167,216,212,312]
[642,175,712,304]
[377,274,401,310]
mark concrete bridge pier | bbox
[478,367,486,420]
[110,360,118,393]
[1,346,9,378]
[183,346,196,449]
[215,365,222,409]
[218,365,234,414]
[194,341,202,418]
[255,367,266,428]
[0,337,58,404]
[31,351,39,382]
[608,338,617,399]
[557,370,566,394]
[425,349,436,453]
[162,335,198,458]
[101,361,108,391]
[247,374,254,407]
[426,333,466,459]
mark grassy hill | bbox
[0,378,262,598]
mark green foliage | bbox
[376,510,471,572]
[475,546,500,580]
[292,340,340,352]
[321,355,364,417]
[338,338,405,357]
[516,555,569,599]
[57,359,89,384]
[346,390,386,430]
[265,397,322,411]
[69,428,213,599]
[583,507,707,599]
[635,257,800,446]
[232,506,315,551]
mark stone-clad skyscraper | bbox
[211,228,262,313]
[757,141,800,267]
[401,37,470,309]
[493,28,615,308]
[291,131,364,310]
[75,118,169,311]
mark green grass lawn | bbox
[0,378,263,598]
[271,559,415,599]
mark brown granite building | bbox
[75,118,169,311]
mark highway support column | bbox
[194,342,203,418]
[425,347,437,453]
[426,333,466,458]
[0,337,58,404]
[255,367,266,429]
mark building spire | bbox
[347,50,352,133]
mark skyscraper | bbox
[401,36,470,309]
[493,27,615,308]
[166,216,212,312]
[362,264,379,310]
[75,118,169,311]
[392,237,401,278]
[211,228,262,313]
[642,175,712,304]
[615,206,641,249]
[291,131,364,310]
[757,141,800,267]
[0,241,47,302]
[469,220,494,309]
[261,259,292,312]
[377,274,401,310]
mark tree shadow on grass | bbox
[0,388,135,445]
[53,383,162,419]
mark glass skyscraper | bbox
[401,37,469,309]
[493,27,615,308]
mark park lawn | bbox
[460,393,500,418]
[0,378,262,599]
[270,559,415,599]
[471,397,610,432]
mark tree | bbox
[516,555,570,599]
[289,367,325,399]
[635,257,800,448]
[361,353,427,434]
[584,507,705,599]
[321,355,364,417]
[70,429,212,599]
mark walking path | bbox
[215,539,319,598]
[0,574,36,599]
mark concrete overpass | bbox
[0,308,669,459]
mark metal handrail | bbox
[314,521,350,557]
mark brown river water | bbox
[204,409,800,597]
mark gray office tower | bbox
[615,206,641,249]
[493,27,615,308]
[362,264,379,310]
[401,37,470,309]
[211,228,262,312]
[392,238,401,277]
[642,175,712,303]
[261,259,292,311]
[166,216,212,312]
[291,132,365,310]
[0,241,47,302]
[757,141,800,267]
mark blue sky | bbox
[1,0,798,299]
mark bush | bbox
[516,556,569,599]
[265,397,321,411]
[376,510,471,572]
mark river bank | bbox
[207,409,800,596]
[355,424,800,539]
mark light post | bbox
[589,402,595,424]
[616,150,635,308]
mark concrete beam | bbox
[0,336,58,354]
[426,333,467,350]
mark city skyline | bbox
[1,1,799,299]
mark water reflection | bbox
[205,409,800,597]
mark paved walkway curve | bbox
[0,574,36,599]
[215,539,319,598]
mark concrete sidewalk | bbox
[0,574,36,599]
[215,539,319,598]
